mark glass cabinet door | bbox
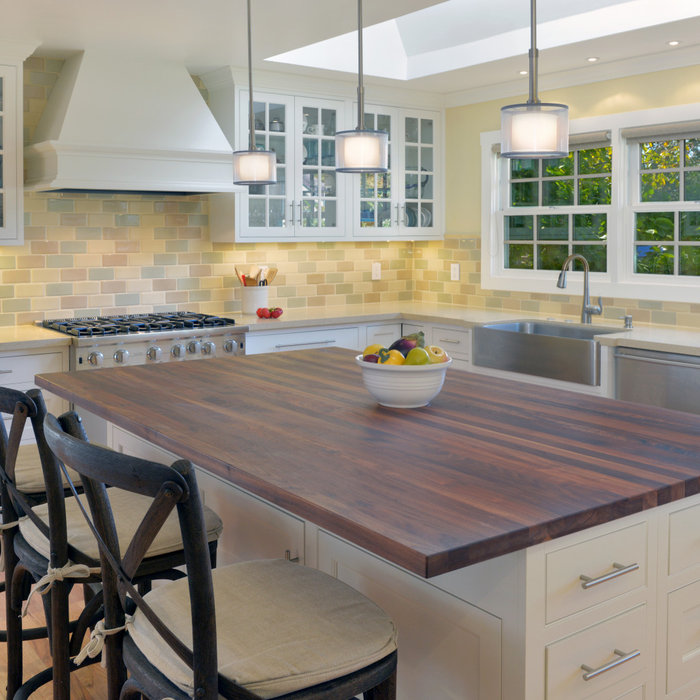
[357,109,395,234]
[403,114,435,232]
[0,64,21,244]
[295,99,345,238]
[238,92,294,238]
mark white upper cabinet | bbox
[234,91,347,242]
[205,70,444,244]
[352,106,441,240]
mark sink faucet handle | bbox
[585,297,603,316]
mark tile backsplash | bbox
[4,57,697,330]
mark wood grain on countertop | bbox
[36,348,700,578]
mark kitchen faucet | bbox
[556,254,603,324]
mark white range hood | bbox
[24,51,236,194]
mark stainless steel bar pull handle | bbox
[289,201,295,226]
[581,648,640,681]
[580,562,639,589]
[0,369,12,374]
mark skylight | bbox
[267,0,700,81]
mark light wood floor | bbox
[0,574,108,699]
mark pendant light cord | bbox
[528,0,539,105]
[356,0,365,130]
[246,0,256,151]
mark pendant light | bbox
[500,0,568,158]
[233,0,277,185]
[336,0,389,173]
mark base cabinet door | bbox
[109,426,305,567]
[317,531,501,700]
[193,467,304,567]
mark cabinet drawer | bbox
[431,326,470,360]
[365,323,401,347]
[546,605,648,700]
[666,579,700,695]
[245,327,360,355]
[545,522,648,623]
[0,351,64,384]
[668,501,700,577]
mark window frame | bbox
[481,103,700,303]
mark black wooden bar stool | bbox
[2,388,223,700]
[44,411,398,700]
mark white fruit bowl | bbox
[355,355,452,408]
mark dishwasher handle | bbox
[615,352,700,371]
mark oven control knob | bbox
[113,349,130,364]
[223,340,237,354]
[146,346,162,361]
[201,341,215,356]
[171,343,186,359]
[187,340,201,354]
[87,351,104,367]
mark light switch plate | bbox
[450,263,460,281]
[371,262,381,280]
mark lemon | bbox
[425,345,448,363]
[404,347,430,365]
[378,348,405,365]
[363,343,385,358]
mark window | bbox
[480,104,700,302]
[632,138,700,277]
[503,146,610,273]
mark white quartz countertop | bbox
[4,303,699,357]
[235,302,700,356]
[0,325,72,351]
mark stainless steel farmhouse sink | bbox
[472,321,622,386]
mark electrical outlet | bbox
[450,263,460,281]
[371,262,381,280]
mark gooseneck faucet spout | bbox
[556,254,603,324]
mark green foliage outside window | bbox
[505,146,610,271]
[635,140,700,276]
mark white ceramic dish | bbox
[355,354,451,408]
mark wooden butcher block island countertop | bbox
[36,347,700,578]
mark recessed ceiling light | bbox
[519,70,528,75]
[587,56,599,62]
[668,40,681,46]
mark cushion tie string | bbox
[73,615,134,667]
[22,563,101,617]
[0,515,25,531]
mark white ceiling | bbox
[4,0,700,105]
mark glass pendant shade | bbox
[500,0,569,159]
[336,129,388,173]
[233,0,276,187]
[500,102,569,158]
[233,149,276,186]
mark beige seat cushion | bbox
[14,442,81,494]
[19,487,223,561]
[129,558,397,699]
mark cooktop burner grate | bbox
[42,312,236,337]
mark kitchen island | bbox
[36,349,700,699]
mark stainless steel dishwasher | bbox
[615,347,700,415]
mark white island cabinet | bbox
[105,419,700,699]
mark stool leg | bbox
[5,543,24,700]
[50,580,71,700]
[364,670,397,700]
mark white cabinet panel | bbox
[245,326,360,354]
[545,605,648,700]
[364,323,401,348]
[666,579,700,695]
[318,531,501,700]
[668,502,700,578]
[1,348,68,443]
[545,522,648,624]
[109,426,305,568]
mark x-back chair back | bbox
[44,414,397,700]
[44,412,221,699]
